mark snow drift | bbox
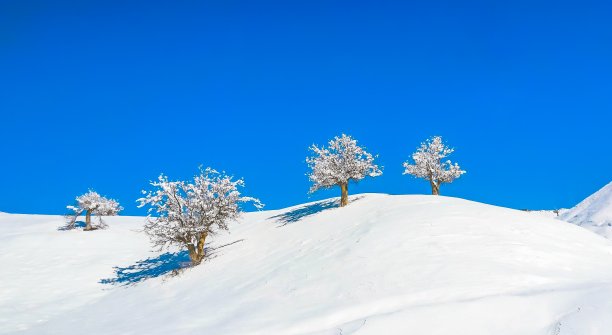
[2,194,612,335]
[560,181,612,239]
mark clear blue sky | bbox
[1,0,610,215]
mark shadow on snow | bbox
[99,251,191,286]
[99,239,245,286]
[57,220,86,231]
[269,199,348,227]
[269,196,366,227]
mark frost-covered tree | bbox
[137,167,263,266]
[403,136,465,195]
[65,190,123,231]
[307,134,382,207]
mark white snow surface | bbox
[561,182,612,239]
[525,209,564,219]
[2,194,612,334]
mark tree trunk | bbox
[84,209,93,231]
[187,244,197,264]
[188,233,208,266]
[66,209,83,230]
[430,180,440,195]
[340,183,349,207]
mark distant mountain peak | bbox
[560,181,612,237]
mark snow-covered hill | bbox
[2,194,612,335]
[524,209,567,219]
[560,182,612,239]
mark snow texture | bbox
[560,181,612,239]
[2,194,612,334]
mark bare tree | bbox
[403,136,465,195]
[307,134,382,207]
[137,167,263,266]
[65,190,122,231]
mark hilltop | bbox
[2,194,612,334]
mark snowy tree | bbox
[307,134,382,207]
[65,190,123,231]
[403,136,465,195]
[137,167,263,266]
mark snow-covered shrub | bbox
[138,167,263,266]
[65,190,122,231]
[403,136,465,195]
[307,134,382,207]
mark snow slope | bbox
[524,209,566,220]
[560,182,612,239]
[2,194,612,335]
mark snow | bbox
[524,210,558,219]
[524,209,568,220]
[560,181,612,239]
[2,194,612,334]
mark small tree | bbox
[137,167,263,266]
[307,134,382,207]
[403,136,465,195]
[65,190,122,231]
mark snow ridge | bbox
[561,181,612,238]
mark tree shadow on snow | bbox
[99,239,245,286]
[57,220,86,231]
[99,251,191,286]
[269,196,364,227]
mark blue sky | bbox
[0,0,610,215]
